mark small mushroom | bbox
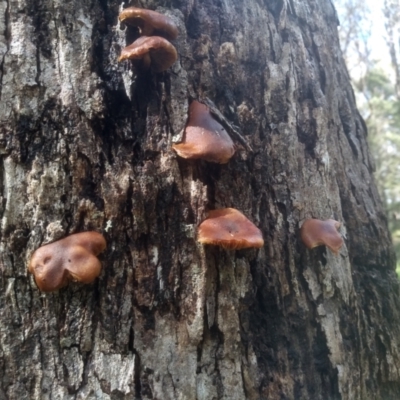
[118,36,178,72]
[300,219,343,254]
[28,232,106,292]
[119,7,179,40]
[198,208,264,249]
[172,101,236,163]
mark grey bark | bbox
[0,0,399,399]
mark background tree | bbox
[384,0,400,97]
[335,0,372,78]
[362,69,400,262]
[336,0,400,272]
[1,0,400,399]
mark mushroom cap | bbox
[119,7,179,40]
[300,218,343,254]
[118,36,178,72]
[28,232,106,292]
[172,101,235,164]
[198,208,264,249]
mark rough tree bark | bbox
[1,0,400,399]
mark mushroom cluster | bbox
[118,7,179,72]
[28,232,106,292]
[27,6,346,295]
[172,100,260,246]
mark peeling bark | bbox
[1,0,400,399]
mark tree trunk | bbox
[1,0,400,399]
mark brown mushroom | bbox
[119,7,179,40]
[300,219,343,254]
[28,232,106,292]
[118,36,178,72]
[198,208,264,249]
[172,101,235,163]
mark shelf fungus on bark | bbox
[119,7,179,40]
[118,36,178,72]
[172,101,236,163]
[300,218,343,254]
[197,208,264,249]
[28,232,106,292]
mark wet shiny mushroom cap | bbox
[118,36,178,72]
[119,7,179,40]
[172,101,235,164]
[28,232,106,292]
[198,208,264,249]
[300,218,343,254]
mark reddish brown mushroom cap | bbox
[172,101,235,164]
[198,208,264,249]
[118,36,178,72]
[300,219,343,254]
[119,7,179,40]
[28,232,106,292]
